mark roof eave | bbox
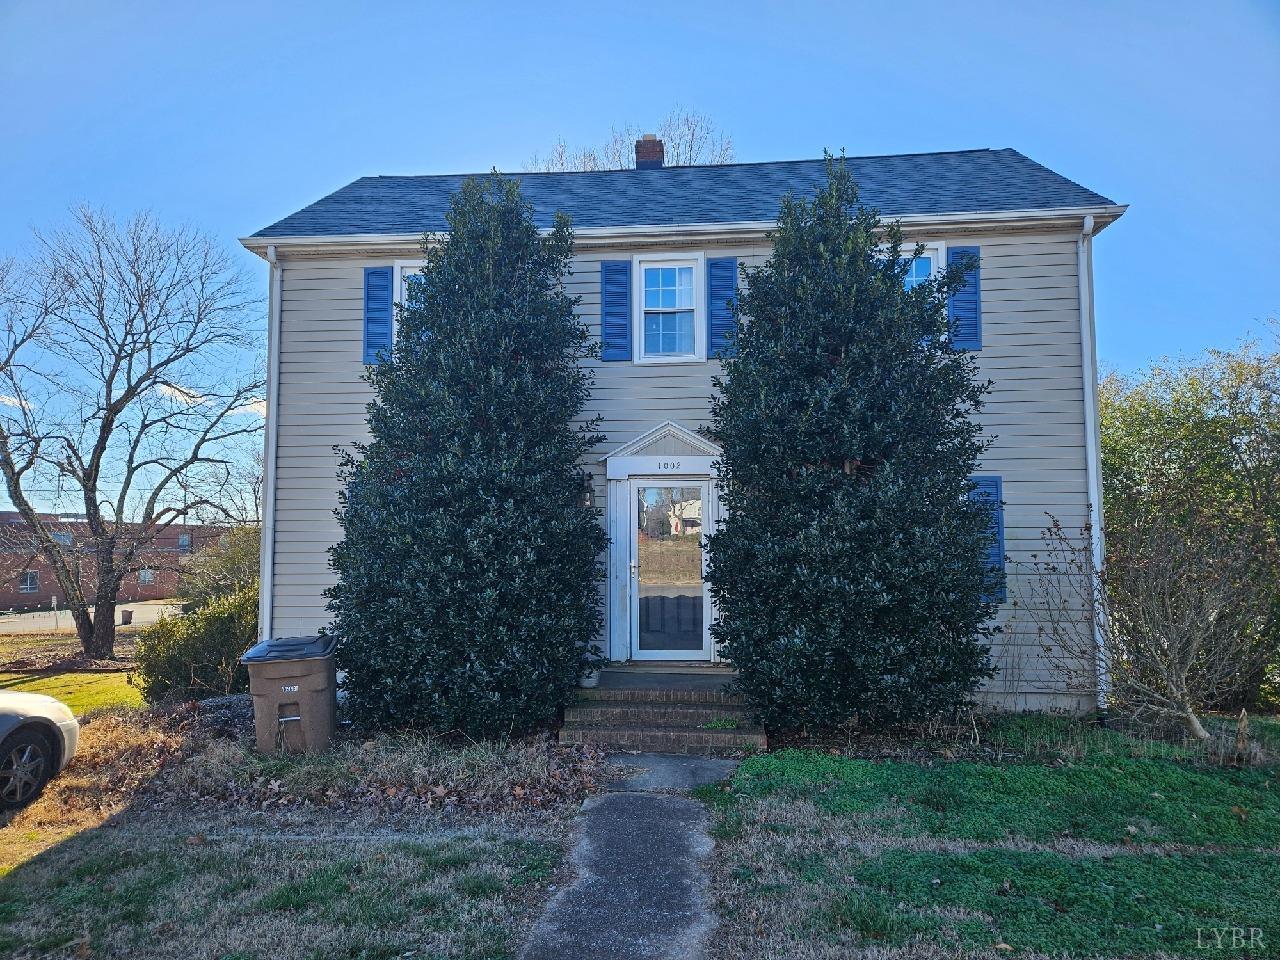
[239,204,1127,259]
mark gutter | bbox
[1077,216,1110,710]
[258,245,282,642]
[239,204,1129,259]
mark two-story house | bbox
[241,141,1124,713]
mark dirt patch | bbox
[0,630,140,671]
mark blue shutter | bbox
[707,257,738,358]
[969,475,1006,603]
[947,246,982,351]
[600,261,631,361]
[363,266,394,364]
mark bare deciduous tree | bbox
[0,208,264,658]
[526,108,735,172]
[1021,516,1272,740]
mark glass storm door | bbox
[629,480,711,660]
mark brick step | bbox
[559,723,766,755]
[575,687,745,706]
[565,702,757,729]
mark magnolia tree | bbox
[707,159,998,731]
[0,209,264,658]
[326,175,607,736]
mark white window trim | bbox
[392,259,427,340]
[632,252,707,365]
[18,571,38,593]
[139,568,155,585]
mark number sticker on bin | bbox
[281,684,299,693]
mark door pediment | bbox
[600,421,721,462]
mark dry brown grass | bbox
[164,723,608,814]
[0,707,590,958]
[0,709,183,871]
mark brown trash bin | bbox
[241,635,338,754]
[120,609,133,626]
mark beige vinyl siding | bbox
[267,232,1096,709]
[269,259,372,638]
[965,232,1094,710]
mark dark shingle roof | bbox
[250,148,1115,239]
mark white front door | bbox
[628,478,712,661]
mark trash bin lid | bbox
[241,634,337,663]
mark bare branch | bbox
[525,109,736,172]
[0,208,264,656]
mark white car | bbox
[0,691,79,810]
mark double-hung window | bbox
[139,568,155,585]
[18,570,38,593]
[634,254,705,363]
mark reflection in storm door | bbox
[630,481,710,660]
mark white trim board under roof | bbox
[240,205,1126,259]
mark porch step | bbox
[575,686,746,706]
[559,723,767,755]
[565,701,752,728]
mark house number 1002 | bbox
[657,460,682,470]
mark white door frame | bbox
[606,455,721,662]
[627,477,713,662]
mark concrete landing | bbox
[609,752,739,792]
[519,792,715,960]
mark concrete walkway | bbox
[520,754,737,960]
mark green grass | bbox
[0,826,563,960]
[0,670,141,715]
[701,717,739,730]
[734,748,1280,847]
[702,716,1280,958]
[857,848,1280,956]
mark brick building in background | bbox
[0,512,226,612]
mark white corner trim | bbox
[1077,218,1109,709]
[258,246,283,641]
[599,420,722,462]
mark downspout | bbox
[1077,216,1109,710]
[258,245,282,641]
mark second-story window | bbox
[139,568,155,585]
[635,255,706,364]
[903,254,934,290]
[51,531,73,547]
[178,532,192,552]
[900,242,945,291]
[18,570,38,593]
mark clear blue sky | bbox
[3,1,1277,372]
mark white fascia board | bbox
[239,204,1128,259]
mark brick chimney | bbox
[635,133,664,169]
